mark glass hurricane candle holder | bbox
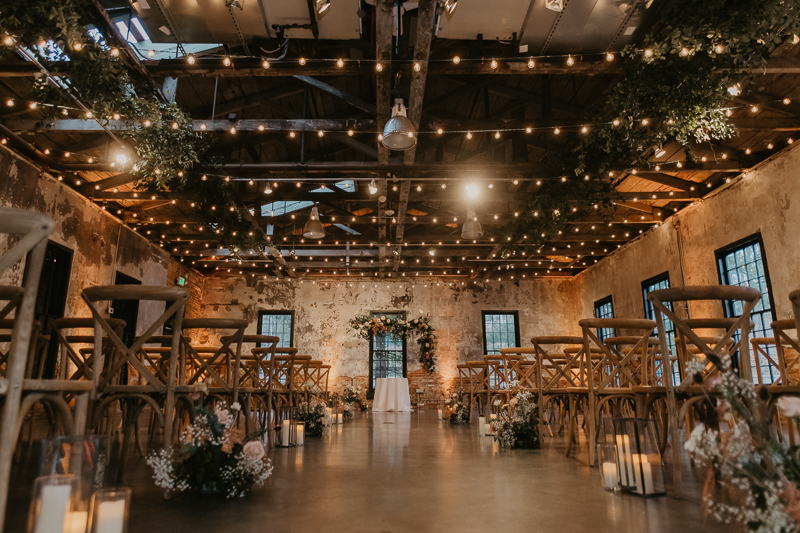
[296,422,305,446]
[597,444,620,492]
[611,418,666,497]
[39,435,109,516]
[28,474,77,533]
[88,488,130,533]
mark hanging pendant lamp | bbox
[303,204,325,239]
[461,207,484,239]
[382,98,417,151]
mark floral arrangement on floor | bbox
[146,402,273,499]
[443,389,469,425]
[349,314,438,373]
[493,385,541,449]
[342,384,369,412]
[682,355,800,533]
[296,400,331,437]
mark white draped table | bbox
[372,378,412,412]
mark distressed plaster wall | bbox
[192,275,580,395]
[573,143,800,323]
[0,146,170,333]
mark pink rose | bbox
[215,408,232,426]
[243,441,265,460]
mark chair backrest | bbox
[180,319,247,396]
[531,336,588,391]
[649,285,761,389]
[0,210,54,392]
[81,285,189,393]
[770,319,800,387]
[578,318,657,392]
[50,317,126,381]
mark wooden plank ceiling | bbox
[1,0,800,281]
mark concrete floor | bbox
[7,410,726,532]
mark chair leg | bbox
[587,393,597,466]
[565,394,577,457]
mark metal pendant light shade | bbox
[303,205,325,239]
[382,99,417,151]
[461,208,484,239]
[315,0,331,14]
[545,0,564,11]
[442,0,458,15]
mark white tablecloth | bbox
[372,378,412,412]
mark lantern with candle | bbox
[277,406,298,447]
[88,488,130,533]
[610,418,665,497]
[28,475,76,533]
[597,444,620,491]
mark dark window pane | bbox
[483,313,519,354]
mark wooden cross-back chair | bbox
[0,209,55,533]
[530,337,587,445]
[179,318,247,407]
[464,360,489,418]
[229,335,279,447]
[483,353,524,406]
[269,348,299,408]
[83,285,188,482]
[577,318,657,466]
[50,317,126,382]
[649,285,761,498]
[769,319,800,389]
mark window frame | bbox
[593,295,615,342]
[714,233,777,323]
[641,272,680,383]
[715,233,777,382]
[481,311,521,355]
[368,312,407,396]
[256,310,295,348]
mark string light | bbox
[414,62,421,72]
[680,48,689,57]
[223,56,231,66]
[644,49,653,57]
[147,49,155,58]
[299,57,306,65]
[566,55,574,66]
[187,54,195,64]
[554,128,560,134]
[262,59,270,69]
[784,98,792,105]
[466,132,472,139]
[437,128,443,134]
[376,62,383,72]
[490,60,498,69]
[337,58,344,67]
[289,131,296,138]
[527,58,535,68]
[452,56,460,64]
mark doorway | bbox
[30,242,73,378]
[112,272,141,384]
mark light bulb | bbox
[490,59,498,69]
[337,58,344,67]
[187,54,195,64]
[566,55,574,66]
[347,130,354,136]
[554,128,560,134]
[375,62,383,72]
[262,59,270,69]
[466,132,472,139]
[452,56,460,64]
[223,56,231,66]
[147,49,155,58]
[414,62,421,71]
[606,52,614,61]
[644,49,653,57]
[299,57,306,65]
[289,131,296,138]
[318,130,324,137]
[437,128,443,134]
[527,58,534,68]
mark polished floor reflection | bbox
[7,410,724,532]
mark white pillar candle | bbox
[95,500,125,533]
[615,435,628,486]
[337,413,343,424]
[35,484,72,533]
[632,454,643,494]
[64,511,88,533]
[437,409,443,420]
[478,416,486,435]
[601,462,617,490]
[622,435,635,487]
[641,455,654,494]
[296,424,304,446]
[281,419,290,447]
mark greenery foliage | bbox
[500,0,800,258]
[0,0,264,252]
[349,314,438,373]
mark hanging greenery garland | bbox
[0,0,265,253]
[500,0,800,258]
[349,314,438,374]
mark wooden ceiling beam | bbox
[293,76,377,115]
